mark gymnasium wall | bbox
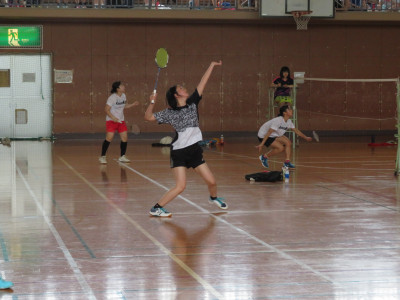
[1,14,399,135]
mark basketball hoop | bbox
[291,11,312,30]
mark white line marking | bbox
[206,150,395,171]
[16,165,97,300]
[59,157,225,300]
[120,162,337,285]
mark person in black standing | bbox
[271,66,294,107]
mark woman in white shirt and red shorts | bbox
[99,81,139,164]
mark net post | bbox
[268,87,275,120]
[292,72,304,148]
[292,83,298,149]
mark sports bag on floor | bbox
[245,171,283,182]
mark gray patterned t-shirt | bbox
[154,89,202,150]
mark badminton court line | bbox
[206,149,395,171]
[58,156,225,300]
[118,161,337,286]
[16,164,97,300]
[20,162,98,259]
[209,150,398,210]
[316,184,399,212]
[0,230,10,261]
[51,198,97,258]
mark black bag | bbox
[245,171,283,182]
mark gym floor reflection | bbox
[1,137,400,299]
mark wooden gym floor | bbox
[0,136,399,299]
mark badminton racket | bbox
[153,47,169,94]
[312,131,320,142]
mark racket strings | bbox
[155,48,169,69]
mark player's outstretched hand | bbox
[132,101,140,107]
[305,136,312,142]
[212,60,222,66]
[150,93,157,103]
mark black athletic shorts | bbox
[170,142,205,169]
[258,137,276,147]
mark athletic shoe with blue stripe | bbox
[149,206,172,217]
[209,197,228,209]
[259,155,269,168]
[283,161,295,169]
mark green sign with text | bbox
[0,26,42,49]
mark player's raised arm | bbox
[197,60,222,96]
[144,93,157,122]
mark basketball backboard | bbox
[261,0,334,18]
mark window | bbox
[15,109,28,124]
[0,69,10,87]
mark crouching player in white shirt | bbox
[256,105,312,169]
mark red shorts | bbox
[106,120,128,133]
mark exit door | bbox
[0,54,52,139]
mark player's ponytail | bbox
[166,85,178,110]
[111,81,121,94]
[278,105,289,116]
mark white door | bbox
[0,54,52,139]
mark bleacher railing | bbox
[335,0,400,11]
[2,0,399,12]
[0,0,258,10]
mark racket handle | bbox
[153,67,161,95]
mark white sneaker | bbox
[209,197,228,209]
[118,155,130,163]
[99,156,107,164]
[149,206,172,217]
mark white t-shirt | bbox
[106,93,126,121]
[257,116,295,139]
